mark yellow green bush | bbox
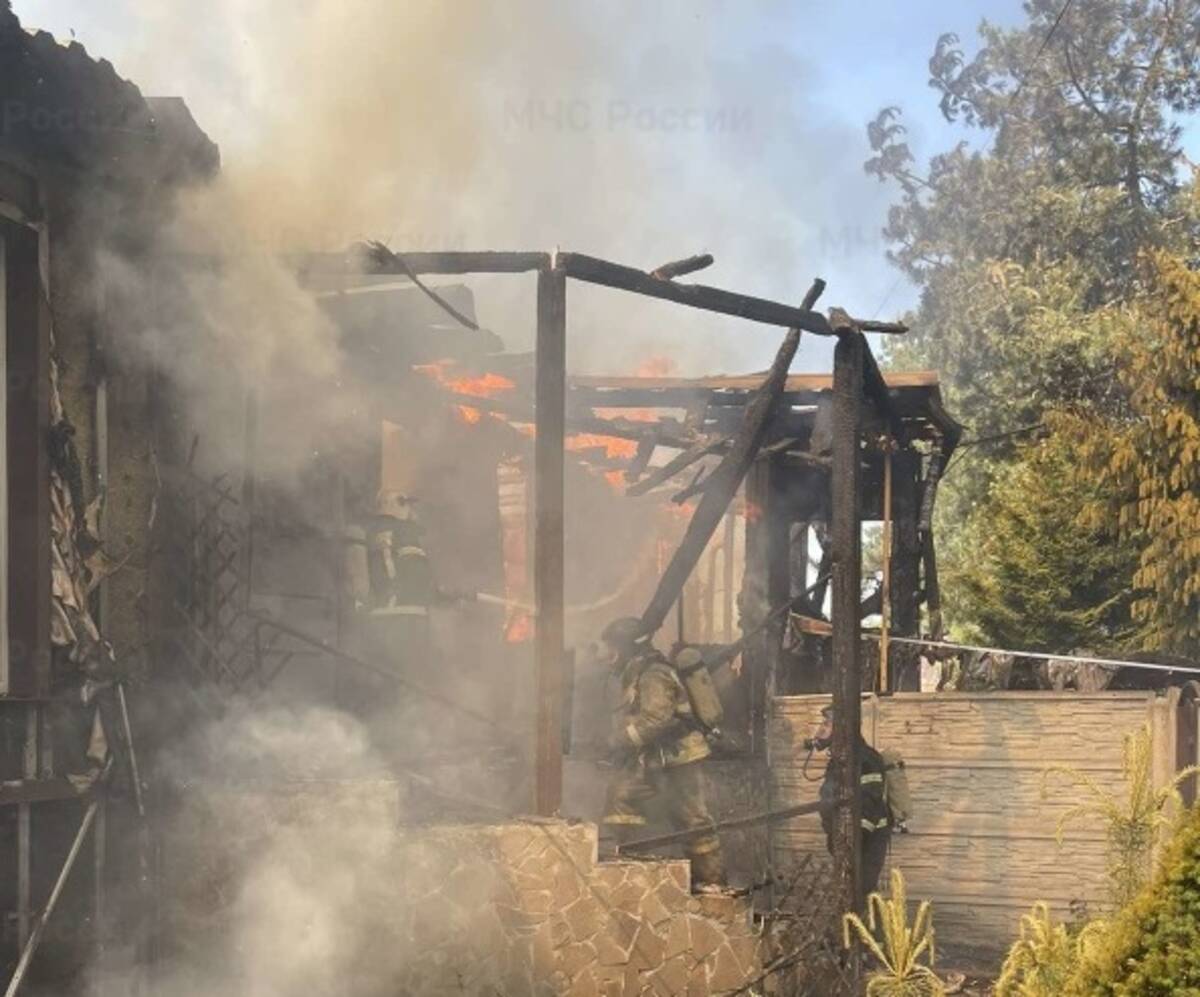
[1042,725,1199,907]
[843,868,945,996]
[994,902,1078,996]
[1068,801,1200,995]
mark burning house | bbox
[0,7,969,991]
[14,5,1193,995]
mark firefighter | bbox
[809,704,891,896]
[338,490,460,753]
[598,617,727,891]
[364,490,436,615]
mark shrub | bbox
[1042,725,1200,907]
[995,902,1078,997]
[843,868,945,996]
[1068,801,1200,995]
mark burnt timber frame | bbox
[317,249,920,911]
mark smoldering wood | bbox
[672,464,710,504]
[295,249,553,276]
[5,220,52,697]
[638,323,803,635]
[830,331,864,919]
[624,436,728,497]
[879,449,893,691]
[362,241,486,332]
[746,463,806,698]
[533,267,567,816]
[923,529,944,640]
[625,435,658,483]
[889,452,922,691]
[858,319,909,334]
[722,511,736,641]
[560,253,853,335]
[649,253,715,280]
[918,445,945,533]
[828,308,908,448]
[448,391,703,452]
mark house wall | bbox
[770,690,1187,958]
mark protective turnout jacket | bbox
[819,737,891,839]
[612,650,710,768]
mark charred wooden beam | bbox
[449,391,703,452]
[625,436,727,497]
[640,325,804,633]
[889,452,922,691]
[559,253,847,335]
[828,308,908,448]
[830,330,864,920]
[650,253,714,280]
[625,435,658,482]
[298,248,552,275]
[534,267,567,816]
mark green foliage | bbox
[843,868,945,996]
[1043,725,1200,907]
[944,429,1140,651]
[995,902,1080,997]
[1060,232,1200,653]
[868,0,1200,647]
[1066,801,1200,994]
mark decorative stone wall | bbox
[163,780,764,995]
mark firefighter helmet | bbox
[600,616,649,651]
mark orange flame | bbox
[415,361,515,426]
[635,356,676,378]
[446,371,516,397]
[566,434,638,460]
[604,470,626,490]
[505,610,534,644]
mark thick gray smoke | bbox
[40,0,897,377]
[11,4,904,991]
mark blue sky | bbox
[12,1,1198,375]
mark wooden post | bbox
[534,266,566,816]
[4,219,51,697]
[890,452,922,690]
[743,461,769,753]
[879,448,893,692]
[94,797,107,993]
[830,330,864,919]
[722,511,736,641]
[16,704,36,950]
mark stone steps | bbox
[164,781,765,995]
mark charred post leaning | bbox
[534,264,567,816]
[830,324,864,917]
[637,278,824,634]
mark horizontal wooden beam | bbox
[559,252,841,334]
[828,309,909,447]
[571,370,940,393]
[295,250,552,276]
[0,778,82,807]
[448,392,702,450]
